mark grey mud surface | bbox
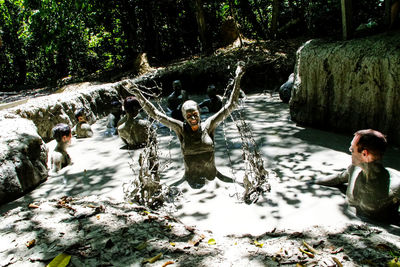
[1,93,400,266]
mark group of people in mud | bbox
[49,64,233,175]
[50,108,93,172]
[50,61,400,225]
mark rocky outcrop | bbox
[0,118,48,205]
[290,33,400,145]
[0,82,121,204]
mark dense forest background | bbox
[0,0,389,92]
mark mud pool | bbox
[4,93,400,237]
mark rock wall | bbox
[0,118,48,205]
[290,33,400,145]
[9,83,121,142]
[0,82,121,204]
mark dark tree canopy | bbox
[0,0,390,91]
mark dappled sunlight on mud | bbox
[3,93,400,237]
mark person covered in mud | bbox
[117,96,155,149]
[167,80,188,121]
[122,62,245,188]
[105,100,123,136]
[50,123,72,172]
[313,129,400,223]
[72,108,93,138]
[199,84,223,113]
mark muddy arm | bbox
[314,165,353,186]
[121,81,183,134]
[207,62,245,133]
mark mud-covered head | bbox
[181,100,200,132]
[52,123,71,143]
[124,96,141,117]
[172,80,182,93]
[74,108,87,122]
[111,100,122,112]
[350,129,388,165]
[207,84,217,98]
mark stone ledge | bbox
[290,33,400,145]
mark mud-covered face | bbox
[173,80,182,93]
[349,135,362,166]
[185,110,200,131]
[78,115,86,123]
[62,132,72,146]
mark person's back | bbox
[199,84,223,113]
[118,96,154,149]
[74,121,93,138]
[72,108,93,138]
[167,80,187,121]
[119,116,152,148]
[106,100,123,136]
[344,163,400,221]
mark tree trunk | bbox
[192,0,210,53]
[271,0,279,39]
[341,0,353,40]
[142,1,161,59]
[119,0,139,59]
[238,0,266,39]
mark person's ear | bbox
[362,150,367,157]
[62,136,68,143]
[362,149,374,162]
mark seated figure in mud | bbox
[279,73,294,103]
[122,62,245,188]
[199,84,223,113]
[50,123,72,172]
[72,108,93,138]
[314,129,400,223]
[118,96,155,149]
[167,80,188,121]
[105,100,123,136]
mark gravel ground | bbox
[1,195,400,267]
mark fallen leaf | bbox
[142,253,162,264]
[299,247,314,258]
[189,234,205,246]
[96,215,100,220]
[26,239,36,248]
[208,238,216,245]
[184,225,195,232]
[388,257,400,267]
[162,261,174,267]
[332,257,343,267]
[46,253,71,267]
[331,247,344,254]
[28,203,39,209]
[302,241,318,254]
[254,240,263,248]
[169,242,176,247]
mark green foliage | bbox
[0,0,390,92]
